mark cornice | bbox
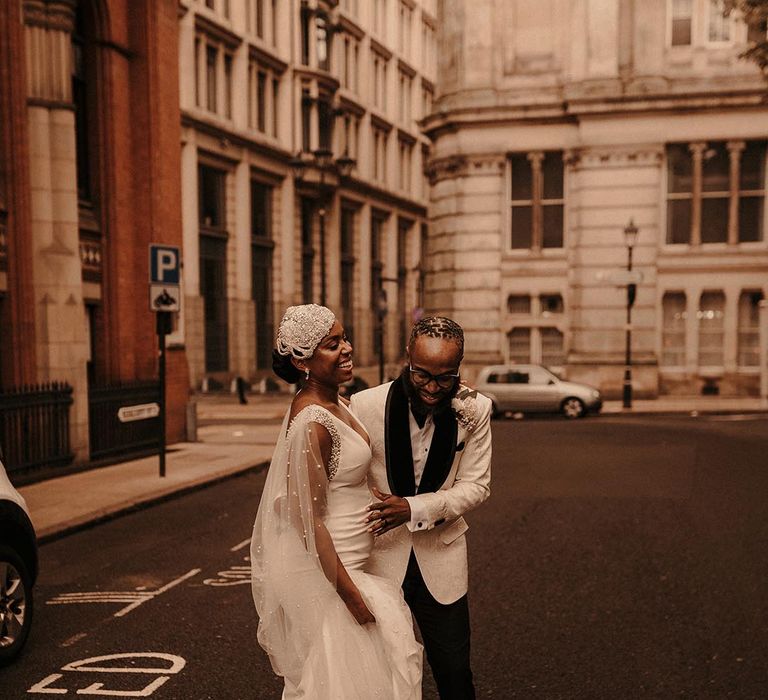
[181,112,293,166]
[248,44,288,73]
[194,14,242,50]
[426,153,506,184]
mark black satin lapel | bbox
[417,409,458,494]
[384,380,416,497]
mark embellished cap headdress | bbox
[276,304,336,360]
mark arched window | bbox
[737,291,763,367]
[662,292,687,367]
[698,291,725,367]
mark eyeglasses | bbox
[409,366,460,389]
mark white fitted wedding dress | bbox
[251,403,422,699]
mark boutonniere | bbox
[451,385,479,432]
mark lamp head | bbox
[624,219,639,248]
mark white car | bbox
[0,455,37,664]
[476,364,603,419]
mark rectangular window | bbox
[707,0,730,42]
[199,164,226,230]
[737,291,763,367]
[509,152,564,250]
[272,77,280,138]
[300,7,310,65]
[540,328,565,367]
[301,198,315,303]
[671,0,693,46]
[340,207,356,344]
[251,181,274,370]
[698,291,725,366]
[371,214,385,355]
[301,87,312,152]
[318,94,333,151]
[701,143,729,243]
[317,15,331,71]
[373,127,387,183]
[194,38,201,107]
[224,53,233,119]
[739,141,766,242]
[206,45,217,113]
[507,294,532,314]
[200,234,229,373]
[256,0,264,38]
[667,140,766,244]
[662,292,687,366]
[257,71,267,132]
[397,219,411,351]
[508,328,531,363]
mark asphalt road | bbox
[2,413,768,699]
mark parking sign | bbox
[149,244,181,312]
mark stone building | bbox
[178,0,437,389]
[425,0,768,397]
[0,0,189,473]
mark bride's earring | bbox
[305,368,310,380]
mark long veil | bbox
[250,406,341,684]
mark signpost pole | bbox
[156,311,171,478]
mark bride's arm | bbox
[304,420,376,625]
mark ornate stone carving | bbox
[568,146,664,169]
[426,153,505,184]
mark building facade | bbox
[0,0,189,473]
[425,0,768,397]
[178,0,437,389]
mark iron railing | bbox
[0,382,74,476]
[88,380,160,462]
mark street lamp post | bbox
[622,219,639,409]
[290,149,356,307]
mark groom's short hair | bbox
[409,316,464,356]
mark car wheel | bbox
[0,544,33,665]
[561,397,586,419]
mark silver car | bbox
[0,455,37,664]
[475,364,602,419]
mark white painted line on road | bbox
[230,538,250,551]
[203,563,251,587]
[46,569,201,618]
[704,414,767,422]
[29,653,187,697]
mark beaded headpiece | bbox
[276,304,336,360]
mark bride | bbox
[250,304,422,699]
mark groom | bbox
[350,316,492,700]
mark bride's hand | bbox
[343,592,376,625]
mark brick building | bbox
[0,0,188,476]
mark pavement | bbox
[17,391,768,543]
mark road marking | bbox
[704,414,767,422]
[230,538,250,552]
[61,632,88,648]
[46,569,201,618]
[203,562,251,587]
[29,653,186,697]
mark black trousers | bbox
[402,551,475,700]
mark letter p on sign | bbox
[150,245,180,285]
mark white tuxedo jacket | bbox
[350,380,492,604]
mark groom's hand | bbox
[367,487,411,536]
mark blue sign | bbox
[149,245,180,285]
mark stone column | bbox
[727,141,745,246]
[24,0,89,461]
[689,142,706,247]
